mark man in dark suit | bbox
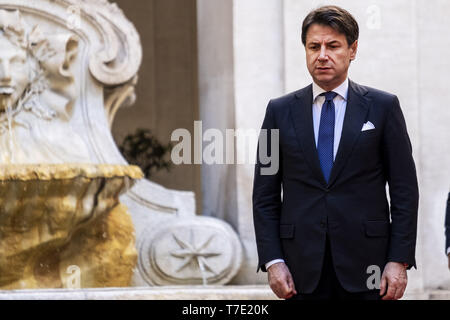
[253,6,419,300]
[446,193,450,269]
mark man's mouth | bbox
[0,86,14,95]
[317,67,332,70]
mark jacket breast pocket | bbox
[353,131,381,163]
[279,224,295,239]
[358,130,379,145]
[364,220,390,238]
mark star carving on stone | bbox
[170,229,221,276]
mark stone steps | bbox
[0,286,447,300]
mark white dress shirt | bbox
[312,78,349,159]
[265,78,349,271]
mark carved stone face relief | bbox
[0,34,29,112]
[0,9,93,164]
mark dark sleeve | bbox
[382,95,419,269]
[445,192,450,254]
[252,101,283,272]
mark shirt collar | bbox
[312,77,349,102]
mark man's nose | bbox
[318,46,329,61]
[0,60,11,83]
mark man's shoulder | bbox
[353,81,398,103]
[268,85,312,109]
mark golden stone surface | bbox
[0,164,143,289]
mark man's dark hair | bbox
[301,6,359,47]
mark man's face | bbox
[305,24,357,91]
[0,35,29,111]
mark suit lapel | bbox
[290,85,328,186]
[328,80,370,186]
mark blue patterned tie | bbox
[317,91,337,183]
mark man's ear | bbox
[350,40,358,61]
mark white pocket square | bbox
[361,121,375,132]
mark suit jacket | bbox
[446,192,450,254]
[252,80,419,293]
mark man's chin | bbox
[313,73,335,82]
[313,74,345,89]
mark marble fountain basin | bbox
[0,164,143,289]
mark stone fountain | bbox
[0,164,142,289]
[0,0,243,290]
[0,7,143,289]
